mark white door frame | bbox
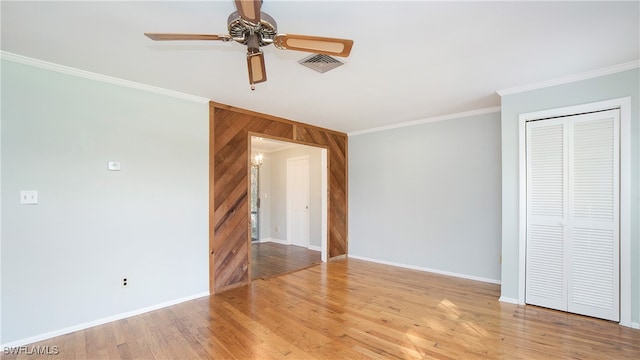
[517,97,632,327]
[320,149,328,262]
[249,137,328,263]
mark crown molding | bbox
[0,51,210,104]
[497,60,640,96]
[348,106,501,137]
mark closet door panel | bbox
[525,120,568,311]
[567,110,619,321]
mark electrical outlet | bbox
[499,256,502,264]
[121,277,129,288]
[275,225,280,232]
[20,191,38,205]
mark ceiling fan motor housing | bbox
[227,11,277,47]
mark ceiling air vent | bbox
[299,54,344,73]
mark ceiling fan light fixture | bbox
[247,51,267,90]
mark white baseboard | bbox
[498,296,520,305]
[308,245,321,252]
[1,291,210,348]
[258,238,289,245]
[632,322,640,329]
[348,254,501,285]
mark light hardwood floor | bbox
[251,242,321,280]
[5,258,639,359]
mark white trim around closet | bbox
[517,97,632,327]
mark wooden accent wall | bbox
[209,101,348,293]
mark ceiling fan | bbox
[145,0,354,90]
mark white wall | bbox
[349,111,502,282]
[1,59,209,344]
[500,68,639,325]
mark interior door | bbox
[525,109,620,322]
[287,156,310,247]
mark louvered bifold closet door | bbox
[525,109,620,321]
[567,109,619,322]
[525,118,568,312]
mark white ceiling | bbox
[2,1,638,133]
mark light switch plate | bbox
[108,161,121,171]
[20,191,38,205]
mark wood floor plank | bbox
[5,258,639,359]
[251,242,321,280]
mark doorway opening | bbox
[249,136,328,280]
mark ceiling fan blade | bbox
[274,34,353,57]
[144,33,231,41]
[247,51,267,90]
[235,0,262,24]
